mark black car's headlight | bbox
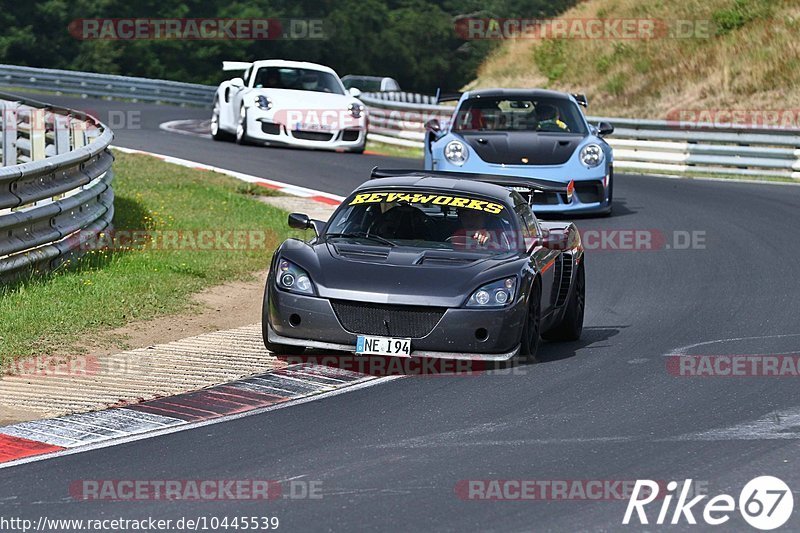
[580,143,604,168]
[276,259,314,295]
[444,140,469,166]
[467,277,517,308]
[255,95,273,110]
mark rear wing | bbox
[369,168,574,203]
[222,61,253,71]
[571,93,588,107]
[435,88,463,104]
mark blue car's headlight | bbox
[580,143,604,168]
[467,277,517,308]
[444,140,469,166]
[276,259,314,295]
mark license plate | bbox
[294,122,330,131]
[356,336,411,356]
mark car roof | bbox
[463,88,573,101]
[353,176,517,204]
[250,59,338,76]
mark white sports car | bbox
[211,59,368,153]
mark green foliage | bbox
[0,0,576,92]
[712,0,773,35]
[533,40,566,83]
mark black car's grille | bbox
[331,300,446,338]
[292,130,333,141]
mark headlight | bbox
[444,140,469,166]
[276,259,314,295]
[467,278,517,308]
[348,102,364,118]
[255,95,273,110]
[580,143,604,168]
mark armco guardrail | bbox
[362,92,800,180]
[0,91,114,279]
[0,64,215,107]
[4,65,798,180]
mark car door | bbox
[516,202,558,316]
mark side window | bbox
[514,201,541,250]
[243,67,252,87]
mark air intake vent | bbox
[331,300,446,338]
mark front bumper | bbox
[267,286,526,361]
[429,159,611,214]
[247,110,366,150]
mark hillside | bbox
[467,0,800,121]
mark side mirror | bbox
[230,77,245,88]
[597,121,614,136]
[425,118,441,133]
[288,213,324,236]
[538,228,568,251]
[348,87,362,98]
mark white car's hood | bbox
[250,88,359,110]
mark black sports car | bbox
[262,169,585,363]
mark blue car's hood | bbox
[458,131,584,166]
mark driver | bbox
[301,72,319,90]
[535,103,568,131]
[455,208,504,247]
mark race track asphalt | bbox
[1,94,799,532]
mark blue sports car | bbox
[424,88,614,216]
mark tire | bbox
[514,280,542,365]
[210,97,234,142]
[235,104,252,145]
[261,284,306,356]
[349,144,366,154]
[542,260,585,341]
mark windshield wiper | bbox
[324,232,397,247]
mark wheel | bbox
[514,280,542,365]
[542,260,585,341]
[236,104,253,145]
[210,97,234,142]
[261,285,306,356]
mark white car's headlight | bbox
[580,143,604,168]
[445,140,469,166]
[348,103,364,118]
[467,278,517,308]
[276,259,314,295]
[255,95,273,110]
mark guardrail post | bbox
[1,100,19,167]
[29,107,46,162]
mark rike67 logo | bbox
[624,477,794,530]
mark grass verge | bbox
[366,139,423,160]
[0,150,296,364]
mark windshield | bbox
[453,97,587,134]
[253,67,345,95]
[325,190,521,253]
[343,77,382,92]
